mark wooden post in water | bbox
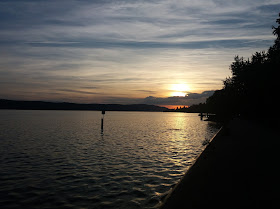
[101,110,105,133]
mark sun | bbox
[170,83,190,97]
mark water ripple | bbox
[0,110,220,209]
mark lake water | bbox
[0,110,220,209]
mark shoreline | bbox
[159,118,279,209]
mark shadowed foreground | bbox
[160,119,279,209]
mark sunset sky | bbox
[0,0,279,107]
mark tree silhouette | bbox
[204,13,280,120]
[272,13,280,49]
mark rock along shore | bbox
[159,119,279,209]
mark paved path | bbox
[160,119,279,209]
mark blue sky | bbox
[0,0,279,106]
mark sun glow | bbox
[170,83,190,97]
[172,92,186,97]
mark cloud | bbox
[0,0,278,103]
[24,38,273,50]
[54,89,100,95]
[257,3,280,14]
[1,0,277,48]
[143,91,215,106]
[1,0,277,43]
[133,90,157,94]
[186,91,216,99]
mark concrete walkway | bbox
[160,119,279,209]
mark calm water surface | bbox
[0,110,220,209]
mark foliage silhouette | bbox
[189,13,280,120]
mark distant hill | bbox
[0,99,169,112]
